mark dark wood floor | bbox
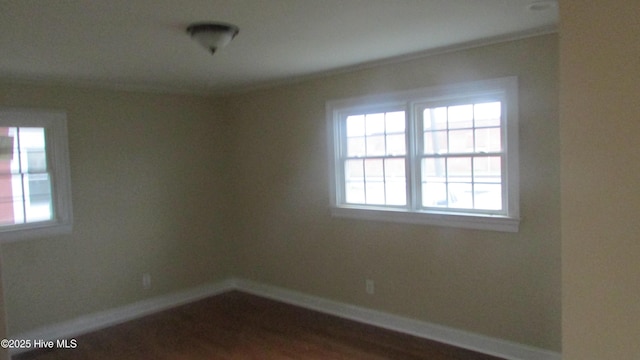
[15,291,504,360]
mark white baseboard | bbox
[10,278,561,360]
[231,278,561,360]
[9,279,235,356]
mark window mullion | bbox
[362,157,368,204]
[501,151,508,214]
[43,129,56,220]
[338,115,350,205]
[407,103,421,211]
[16,128,29,222]
[337,118,345,205]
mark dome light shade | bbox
[186,22,239,54]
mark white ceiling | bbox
[0,0,558,95]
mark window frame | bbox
[327,77,519,232]
[0,108,73,242]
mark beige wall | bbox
[0,84,234,334]
[222,34,560,350]
[560,1,640,359]
[0,34,561,352]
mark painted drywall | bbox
[0,34,561,352]
[221,34,560,351]
[560,1,640,359]
[0,84,234,334]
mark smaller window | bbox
[327,77,519,232]
[0,108,73,242]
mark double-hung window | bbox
[327,77,519,232]
[0,108,73,242]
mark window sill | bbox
[330,206,519,233]
[0,221,73,243]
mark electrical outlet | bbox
[142,273,151,290]
[365,279,375,295]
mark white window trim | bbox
[327,77,520,232]
[0,108,73,242]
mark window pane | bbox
[422,157,448,208]
[0,174,17,225]
[384,158,406,205]
[0,130,14,162]
[474,102,501,127]
[26,149,47,173]
[386,134,405,155]
[473,156,501,183]
[475,127,501,153]
[385,111,405,133]
[424,107,447,130]
[448,183,473,209]
[345,159,365,204]
[0,174,26,224]
[364,159,383,178]
[347,137,365,157]
[346,181,365,204]
[346,115,365,137]
[24,173,52,222]
[424,131,447,154]
[0,129,18,224]
[445,156,473,208]
[448,129,473,153]
[345,159,364,179]
[422,158,446,182]
[474,183,502,210]
[6,128,20,174]
[447,157,472,182]
[0,127,15,225]
[422,182,448,207]
[366,135,385,156]
[448,105,473,129]
[365,113,385,135]
[365,182,385,205]
[27,173,52,205]
[385,181,406,205]
[384,158,405,178]
[20,128,47,173]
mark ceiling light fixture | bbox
[186,22,239,54]
[526,1,557,12]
